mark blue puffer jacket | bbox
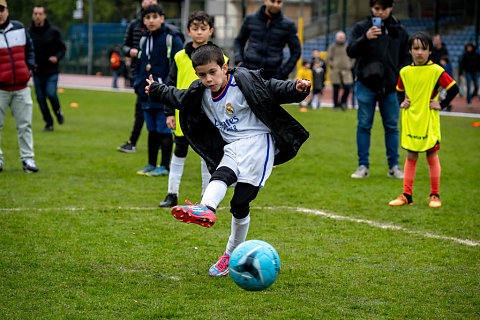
[234,5,301,80]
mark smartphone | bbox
[372,17,382,28]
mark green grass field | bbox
[1,88,479,319]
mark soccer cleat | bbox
[388,165,404,179]
[22,159,39,173]
[429,194,442,208]
[117,142,137,153]
[146,165,169,177]
[351,165,369,178]
[159,193,178,207]
[389,194,412,206]
[209,252,230,277]
[136,164,155,176]
[171,200,216,227]
[0,159,3,172]
[43,125,53,132]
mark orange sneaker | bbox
[389,194,412,206]
[429,194,442,208]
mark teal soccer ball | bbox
[229,240,280,291]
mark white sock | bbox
[226,214,250,255]
[200,159,211,197]
[201,180,227,210]
[167,155,185,195]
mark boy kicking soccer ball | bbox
[145,43,310,276]
[389,31,458,208]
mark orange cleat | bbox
[429,194,442,208]
[389,194,412,206]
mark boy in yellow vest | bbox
[296,61,314,108]
[389,31,458,208]
[159,11,227,207]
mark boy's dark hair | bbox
[191,43,225,69]
[188,11,213,30]
[142,4,165,19]
[407,31,432,51]
[370,0,393,8]
[440,55,449,63]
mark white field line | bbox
[259,206,480,247]
[1,206,479,247]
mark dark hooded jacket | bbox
[347,13,410,93]
[133,24,183,110]
[234,5,301,80]
[459,44,480,75]
[149,67,309,172]
[122,10,184,80]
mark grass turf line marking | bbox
[259,206,480,247]
[1,206,478,247]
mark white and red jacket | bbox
[0,19,35,91]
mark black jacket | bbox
[163,41,197,117]
[459,50,480,75]
[347,14,410,93]
[149,67,309,172]
[234,5,301,80]
[430,42,449,65]
[28,20,65,77]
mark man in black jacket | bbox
[29,5,66,132]
[430,34,449,65]
[347,0,410,179]
[234,0,301,80]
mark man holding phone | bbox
[346,0,410,179]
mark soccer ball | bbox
[229,240,280,291]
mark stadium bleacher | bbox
[301,16,480,74]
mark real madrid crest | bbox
[225,103,235,115]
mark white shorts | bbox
[218,133,274,187]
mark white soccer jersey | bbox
[201,75,271,143]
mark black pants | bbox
[148,131,173,168]
[333,84,352,107]
[173,135,189,158]
[129,95,144,146]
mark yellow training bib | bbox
[398,63,444,152]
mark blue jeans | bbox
[355,82,400,169]
[33,74,61,126]
[465,71,479,104]
[144,108,171,134]
[112,68,120,88]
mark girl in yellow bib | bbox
[389,31,458,208]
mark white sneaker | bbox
[351,165,369,178]
[22,159,39,173]
[388,165,404,179]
